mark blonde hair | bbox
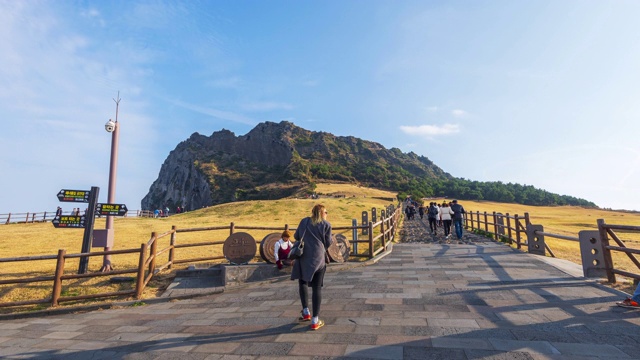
[311,204,326,225]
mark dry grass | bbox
[0,184,397,313]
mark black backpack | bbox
[428,206,438,218]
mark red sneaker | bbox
[310,319,324,330]
[617,298,640,308]
[298,311,311,321]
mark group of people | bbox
[405,199,466,240]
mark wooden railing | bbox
[0,210,164,224]
[464,209,640,284]
[0,206,402,310]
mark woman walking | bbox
[440,202,454,238]
[291,204,333,330]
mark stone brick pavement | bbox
[1,218,639,359]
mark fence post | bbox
[476,211,481,230]
[380,217,386,251]
[352,219,358,255]
[514,214,522,249]
[6,213,10,224]
[524,212,531,226]
[168,226,176,270]
[368,222,374,259]
[506,213,513,244]
[148,232,158,276]
[483,212,488,232]
[43,212,47,222]
[597,219,616,283]
[135,243,148,299]
[526,224,545,256]
[230,222,235,235]
[25,212,30,223]
[492,212,498,240]
[51,249,66,307]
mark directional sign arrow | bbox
[95,203,128,216]
[52,215,86,228]
[57,189,91,203]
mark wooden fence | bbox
[464,209,640,283]
[0,206,401,310]
[0,210,165,224]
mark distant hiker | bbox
[405,205,411,219]
[450,199,466,239]
[418,204,425,219]
[274,230,295,270]
[55,207,62,217]
[427,202,439,235]
[440,202,454,238]
[409,205,416,220]
[291,204,333,330]
[437,204,443,227]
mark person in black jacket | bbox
[291,204,333,330]
[450,199,466,239]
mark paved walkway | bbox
[1,219,640,359]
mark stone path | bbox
[1,219,639,359]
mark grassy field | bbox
[0,184,398,312]
[2,187,640,313]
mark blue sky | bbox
[2,0,640,214]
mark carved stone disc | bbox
[259,232,282,264]
[223,232,257,264]
[327,234,350,263]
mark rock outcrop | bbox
[141,121,449,211]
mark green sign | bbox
[52,215,86,228]
[96,203,128,216]
[57,189,91,203]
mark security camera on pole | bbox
[100,95,121,272]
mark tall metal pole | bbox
[101,95,120,272]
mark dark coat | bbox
[451,203,466,220]
[291,217,333,283]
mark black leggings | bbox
[428,218,437,232]
[299,266,326,317]
[443,220,452,236]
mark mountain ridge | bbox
[141,121,595,211]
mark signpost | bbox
[96,203,128,217]
[53,187,128,274]
[53,187,99,274]
[52,215,86,228]
[79,187,99,274]
[57,189,91,203]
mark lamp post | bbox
[101,95,121,272]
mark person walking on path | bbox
[291,204,333,330]
[440,202,454,238]
[451,199,466,239]
[618,282,640,308]
[427,202,439,235]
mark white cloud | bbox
[451,109,468,118]
[400,124,461,138]
[242,101,294,112]
[169,99,256,125]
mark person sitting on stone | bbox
[274,230,295,270]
